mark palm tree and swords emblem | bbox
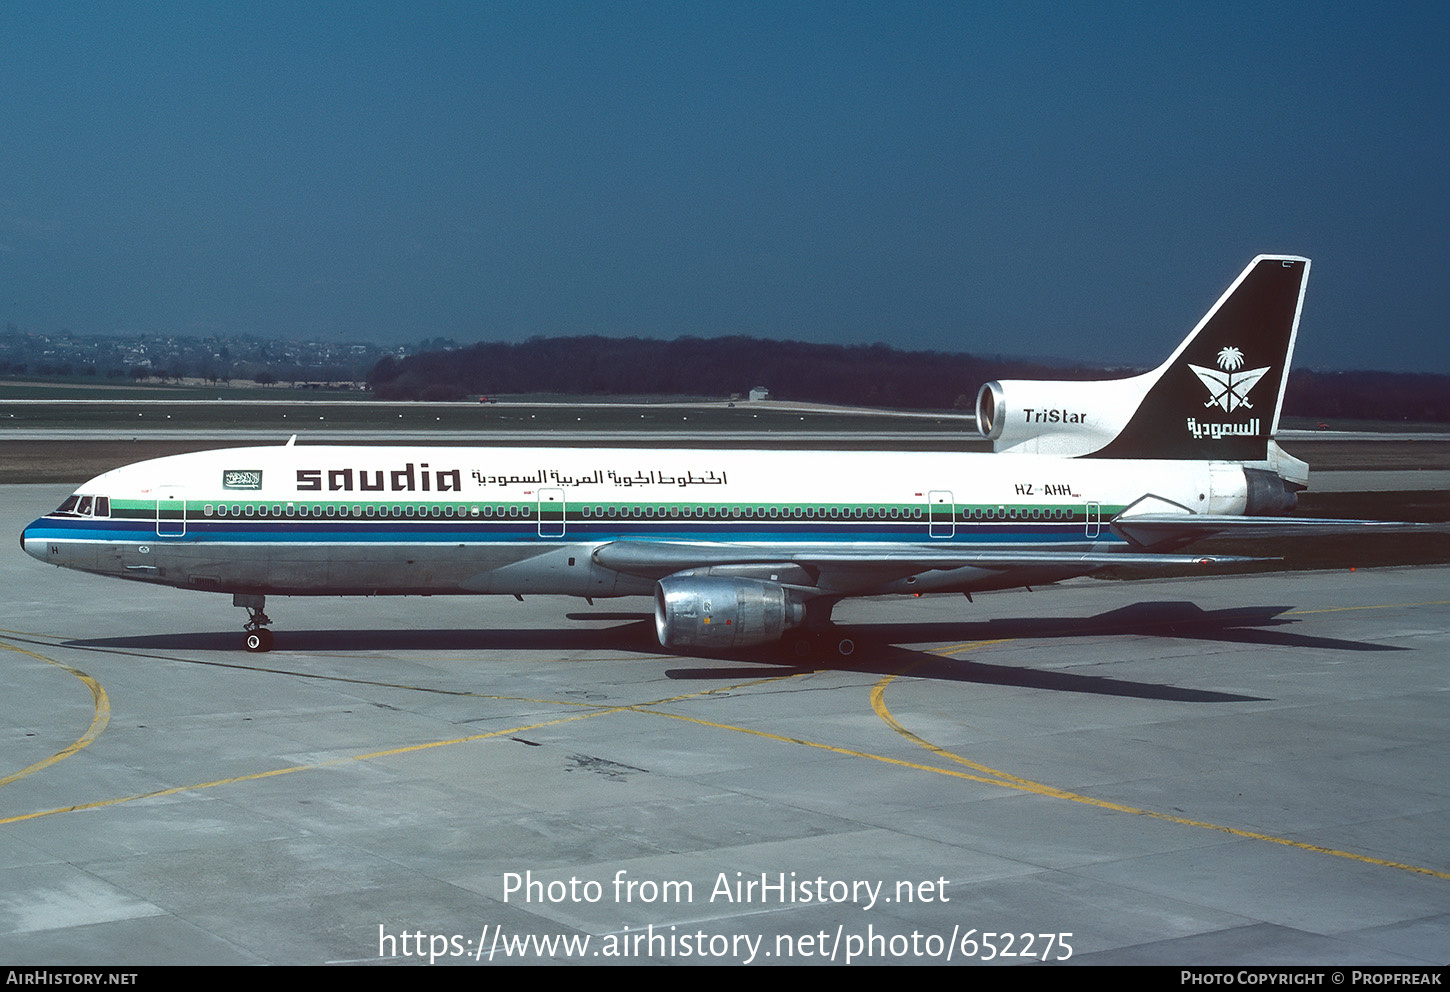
[1188,346,1271,412]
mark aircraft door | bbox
[156,487,186,538]
[538,488,565,538]
[928,490,955,538]
[1084,501,1100,539]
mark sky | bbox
[1,1,1446,372]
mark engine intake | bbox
[654,576,805,650]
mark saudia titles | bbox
[295,463,463,493]
[1186,346,1270,441]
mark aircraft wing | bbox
[591,540,1260,579]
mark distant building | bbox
[749,385,770,401]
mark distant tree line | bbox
[367,335,1450,422]
[367,336,1109,408]
[1283,370,1450,422]
[0,327,397,386]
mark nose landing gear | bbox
[235,593,275,652]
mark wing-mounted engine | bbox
[975,374,1153,455]
[654,574,806,650]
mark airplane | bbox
[18,255,1419,656]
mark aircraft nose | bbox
[20,519,48,562]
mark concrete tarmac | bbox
[2,484,1448,965]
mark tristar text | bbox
[1020,408,1086,424]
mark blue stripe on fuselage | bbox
[22,514,1101,546]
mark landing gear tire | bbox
[244,628,274,653]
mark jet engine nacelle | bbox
[975,374,1154,456]
[654,575,806,650]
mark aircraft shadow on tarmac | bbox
[61,600,1401,704]
[665,601,1405,703]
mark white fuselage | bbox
[22,443,1249,599]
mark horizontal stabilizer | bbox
[1112,514,1443,548]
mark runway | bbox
[2,483,1448,965]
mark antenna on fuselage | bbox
[286,434,297,447]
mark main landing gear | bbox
[235,593,275,653]
[783,629,857,659]
[782,598,855,659]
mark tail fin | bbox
[1086,254,1309,461]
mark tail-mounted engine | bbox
[1242,467,1299,514]
[975,375,1152,456]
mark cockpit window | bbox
[53,494,110,517]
